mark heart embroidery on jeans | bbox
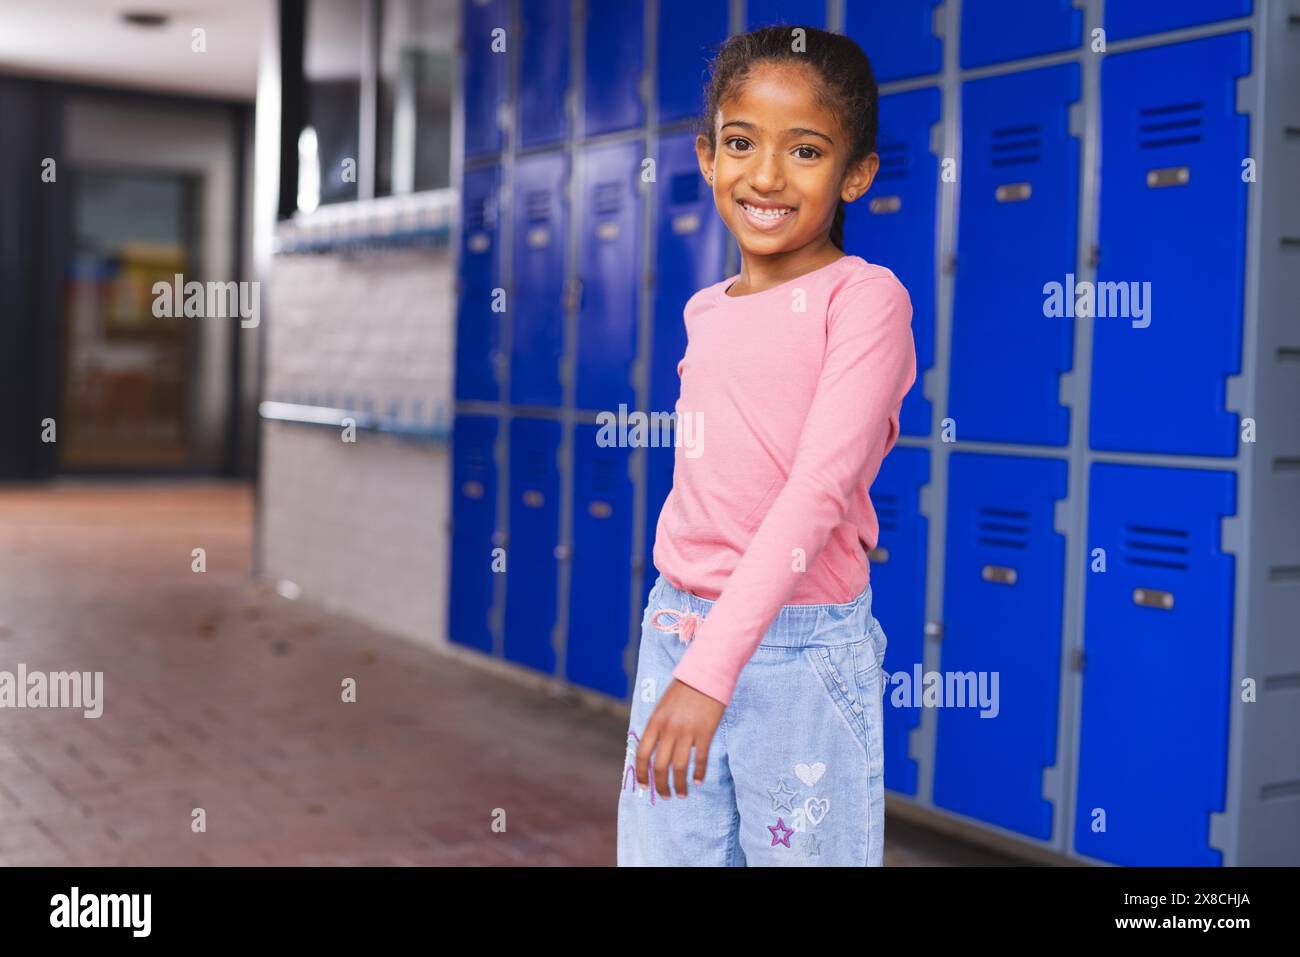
[795,762,826,787]
[805,797,830,826]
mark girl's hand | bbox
[635,681,727,799]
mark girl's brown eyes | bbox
[724,138,821,160]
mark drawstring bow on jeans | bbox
[651,608,703,644]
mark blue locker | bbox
[868,446,929,798]
[934,453,1067,840]
[844,0,941,82]
[746,0,826,30]
[518,0,571,148]
[511,152,568,406]
[450,415,499,654]
[658,0,729,123]
[1091,34,1250,457]
[844,87,939,437]
[642,430,677,617]
[651,133,728,415]
[456,165,502,401]
[577,140,642,412]
[567,424,635,696]
[1107,0,1251,41]
[961,0,1082,69]
[949,65,1079,446]
[585,0,645,136]
[503,418,563,674]
[462,0,508,156]
[1075,464,1236,866]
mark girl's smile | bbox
[736,197,798,232]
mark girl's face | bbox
[698,61,877,259]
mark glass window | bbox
[377,0,454,196]
[301,0,365,209]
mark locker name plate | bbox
[522,489,545,508]
[1146,166,1190,189]
[588,500,612,519]
[1132,587,1174,610]
[868,546,890,564]
[982,564,1018,585]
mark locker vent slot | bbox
[1124,523,1190,570]
[594,182,622,216]
[525,189,551,222]
[875,493,900,534]
[671,172,699,205]
[875,141,908,182]
[976,506,1029,549]
[990,123,1041,167]
[1138,101,1204,148]
[468,196,490,232]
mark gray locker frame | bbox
[450,0,1300,864]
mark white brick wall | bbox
[257,246,454,649]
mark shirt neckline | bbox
[715,254,860,302]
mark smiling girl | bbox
[616,25,917,867]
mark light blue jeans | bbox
[617,573,887,866]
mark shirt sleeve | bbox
[669,274,917,706]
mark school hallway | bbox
[0,482,1022,867]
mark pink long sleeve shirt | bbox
[651,254,917,707]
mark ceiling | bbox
[0,0,271,101]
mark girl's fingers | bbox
[669,735,693,799]
[692,735,711,785]
[653,733,675,799]
[636,719,660,789]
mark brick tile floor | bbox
[0,480,1023,866]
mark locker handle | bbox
[868,195,901,215]
[522,489,545,508]
[995,182,1032,203]
[982,564,1017,585]
[1146,166,1190,189]
[868,546,889,564]
[588,500,612,519]
[1132,587,1174,611]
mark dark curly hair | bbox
[695,25,879,252]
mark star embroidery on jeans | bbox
[768,817,794,848]
[767,777,798,812]
[803,833,822,857]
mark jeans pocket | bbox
[806,641,878,771]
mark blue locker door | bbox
[844,0,941,82]
[518,0,571,148]
[642,429,676,616]
[1091,34,1250,457]
[1076,464,1236,866]
[844,87,939,437]
[511,152,568,406]
[577,140,642,412]
[657,0,729,123]
[567,424,635,696]
[935,453,1067,840]
[1107,0,1251,41]
[949,65,1079,446]
[868,446,929,798]
[449,415,499,654]
[462,0,508,156]
[585,0,644,136]
[456,165,501,401]
[651,133,728,415]
[746,0,826,30]
[503,418,563,674]
[962,0,1082,68]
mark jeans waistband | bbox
[648,573,873,649]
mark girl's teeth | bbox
[742,202,792,219]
